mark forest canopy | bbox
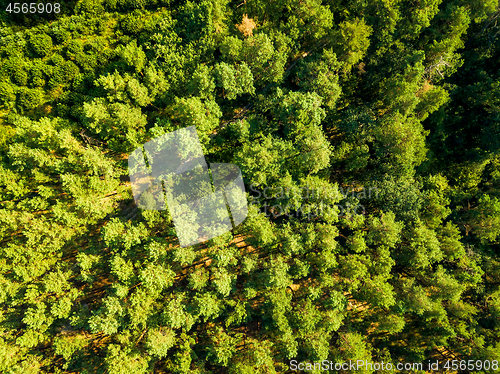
[0,0,499,373]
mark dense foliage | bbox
[0,0,499,372]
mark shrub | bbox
[0,81,16,107]
[29,33,53,57]
[66,40,84,58]
[17,87,44,110]
[75,0,105,15]
[121,12,144,35]
[12,68,28,86]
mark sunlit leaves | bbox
[214,62,255,100]
[105,344,149,374]
[146,328,176,358]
